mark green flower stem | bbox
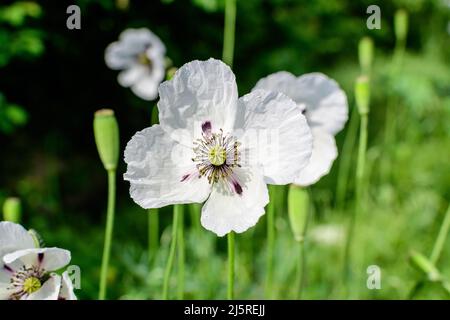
[227,231,235,300]
[265,186,275,298]
[99,169,116,300]
[295,239,306,299]
[189,203,201,233]
[162,204,181,299]
[335,105,359,209]
[343,113,368,291]
[177,205,185,300]
[222,0,236,67]
[148,209,159,262]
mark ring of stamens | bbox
[192,128,241,186]
[8,265,46,300]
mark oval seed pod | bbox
[358,37,374,76]
[394,9,409,44]
[409,250,441,282]
[3,197,21,223]
[94,109,120,171]
[288,185,309,242]
[355,76,370,116]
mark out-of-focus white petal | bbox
[0,222,35,261]
[295,73,348,135]
[252,71,306,111]
[118,64,149,87]
[131,75,160,101]
[234,89,313,185]
[3,248,71,271]
[59,271,77,300]
[294,128,338,186]
[158,58,238,146]
[27,274,61,300]
[124,125,211,208]
[105,28,166,70]
[200,166,269,236]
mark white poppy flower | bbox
[124,59,313,236]
[105,28,166,100]
[0,222,76,300]
[253,71,348,186]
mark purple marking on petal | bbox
[181,174,190,182]
[38,253,44,264]
[233,181,243,195]
[201,121,212,136]
[3,264,13,273]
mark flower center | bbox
[23,277,41,294]
[208,145,227,166]
[138,52,152,67]
[184,121,243,195]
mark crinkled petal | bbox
[252,71,306,111]
[295,73,348,135]
[27,274,61,300]
[0,222,35,261]
[294,128,338,186]
[3,248,71,272]
[59,271,77,300]
[158,58,238,146]
[124,125,211,208]
[201,166,269,236]
[234,89,313,185]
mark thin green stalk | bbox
[295,240,306,299]
[227,231,235,300]
[336,105,360,209]
[408,204,450,299]
[265,187,275,298]
[189,203,201,233]
[222,0,236,67]
[343,113,368,291]
[148,209,159,263]
[430,204,450,265]
[162,204,181,299]
[99,169,116,300]
[177,206,185,299]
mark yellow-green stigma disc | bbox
[208,146,226,166]
[23,277,41,294]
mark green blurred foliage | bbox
[0,0,449,300]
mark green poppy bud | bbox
[166,67,178,80]
[409,250,441,282]
[28,229,45,248]
[394,9,408,44]
[358,37,374,76]
[3,197,21,223]
[94,109,120,171]
[288,185,309,242]
[355,76,370,116]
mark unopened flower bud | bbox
[94,109,120,171]
[166,67,178,80]
[394,9,409,44]
[288,185,309,242]
[355,76,370,116]
[358,37,374,75]
[3,197,21,223]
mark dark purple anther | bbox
[201,121,212,136]
[233,181,243,195]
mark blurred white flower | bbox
[0,222,76,300]
[253,72,348,186]
[310,224,345,246]
[124,59,313,236]
[105,28,166,100]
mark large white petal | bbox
[201,166,269,236]
[124,125,211,208]
[158,58,238,146]
[59,271,77,300]
[295,73,348,135]
[27,274,61,300]
[117,64,149,88]
[294,128,338,186]
[234,89,313,185]
[3,248,71,271]
[0,222,35,261]
[252,71,306,111]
